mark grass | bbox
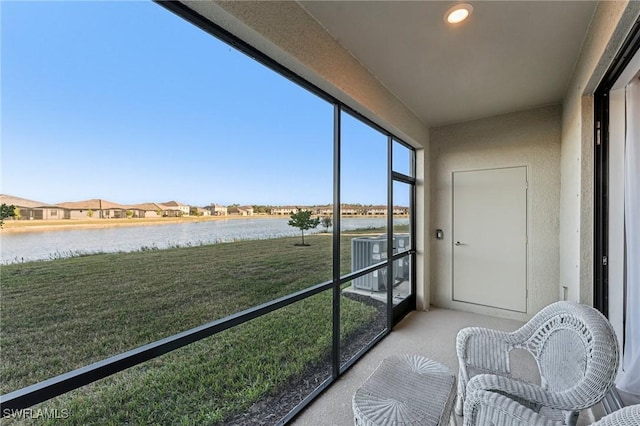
[0,228,401,424]
[22,292,347,425]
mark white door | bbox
[452,166,527,312]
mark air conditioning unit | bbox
[351,234,411,292]
[351,236,388,291]
[393,257,410,281]
[393,234,410,281]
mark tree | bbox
[321,216,332,232]
[288,210,320,246]
[87,209,94,218]
[0,203,16,228]
[13,206,22,220]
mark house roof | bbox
[0,194,47,208]
[161,201,187,207]
[57,199,128,210]
[273,206,301,210]
[0,194,54,208]
[131,202,166,211]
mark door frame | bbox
[594,20,640,316]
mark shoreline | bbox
[0,215,280,234]
[1,215,404,234]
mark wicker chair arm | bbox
[466,374,582,412]
[456,327,524,374]
[455,327,527,416]
[463,389,563,426]
[592,404,640,426]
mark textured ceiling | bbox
[300,1,598,127]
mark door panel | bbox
[452,167,527,312]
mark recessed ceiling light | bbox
[445,3,473,24]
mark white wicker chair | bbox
[464,391,640,426]
[456,301,619,426]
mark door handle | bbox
[455,241,466,246]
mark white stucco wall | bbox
[560,1,640,304]
[430,106,562,321]
[415,147,430,310]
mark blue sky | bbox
[1,1,404,207]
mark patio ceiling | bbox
[299,1,598,127]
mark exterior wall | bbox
[208,205,228,216]
[430,106,562,321]
[43,208,65,220]
[315,207,332,216]
[366,207,387,215]
[19,208,67,220]
[560,1,640,304]
[164,209,182,217]
[272,207,299,215]
[69,210,98,220]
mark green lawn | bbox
[0,229,396,424]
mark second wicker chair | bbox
[456,301,620,426]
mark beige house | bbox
[207,204,228,216]
[56,199,129,219]
[365,205,387,216]
[160,201,190,216]
[271,206,301,215]
[392,206,409,216]
[130,203,166,218]
[192,207,211,216]
[228,205,254,216]
[0,194,68,220]
[340,204,362,216]
[313,205,333,216]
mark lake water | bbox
[0,217,406,264]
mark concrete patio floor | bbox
[290,307,604,426]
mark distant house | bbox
[0,194,68,220]
[191,207,211,216]
[340,204,361,216]
[206,204,228,216]
[228,206,254,216]
[314,205,333,216]
[56,199,129,219]
[160,201,190,216]
[366,205,387,216]
[130,203,166,218]
[271,206,300,215]
[393,206,409,216]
